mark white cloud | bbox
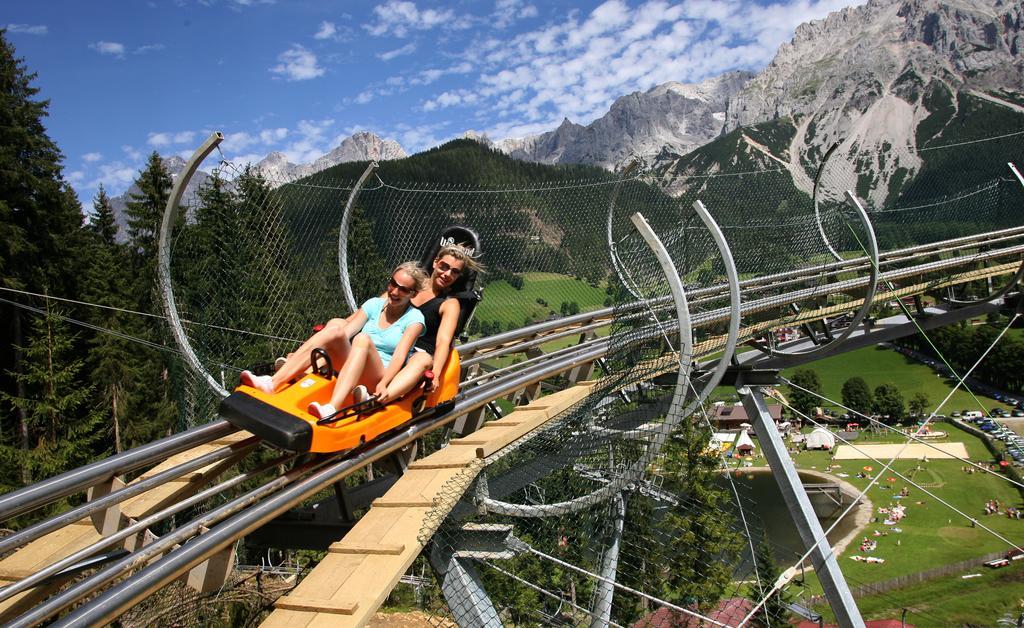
[269,45,325,81]
[4,24,48,36]
[146,130,196,147]
[134,43,165,54]
[377,122,450,153]
[422,89,480,112]
[378,42,416,61]
[82,152,103,163]
[122,145,143,162]
[90,41,125,57]
[409,61,474,86]
[259,128,288,143]
[147,133,172,147]
[457,0,864,142]
[492,0,538,29]
[365,1,468,38]
[225,131,258,150]
[279,118,336,163]
[314,21,337,40]
[87,161,140,192]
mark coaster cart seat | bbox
[219,225,482,453]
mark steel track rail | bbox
[459,228,1024,359]
[0,437,259,557]
[48,241,999,622]
[42,348,612,627]
[0,420,238,524]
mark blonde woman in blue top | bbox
[241,262,427,417]
[307,262,427,419]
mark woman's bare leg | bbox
[271,318,350,388]
[327,333,385,408]
[384,352,433,400]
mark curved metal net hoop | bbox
[425,194,768,626]
[658,161,877,355]
[354,178,629,329]
[166,160,360,399]
[814,128,1024,306]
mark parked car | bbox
[952,411,962,417]
[1013,410,1024,417]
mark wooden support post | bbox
[186,527,236,593]
[87,476,126,537]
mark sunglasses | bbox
[436,261,463,276]
[387,278,416,295]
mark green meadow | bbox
[781,345,1015,415]
[474,272,607,329]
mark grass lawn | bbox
[474,272,607,329]
[809,560,1024,627]
[779,424,1024,624]
[782,345,1015,416]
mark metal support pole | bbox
[429,542,502,627]
[590,492,625,627]
[739,387,864,628]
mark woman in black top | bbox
[373,244,481,404]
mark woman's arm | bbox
[344,298,378,339]
[427,299,461,391]
[375,323,424,402]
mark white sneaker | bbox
[308,401,337,419]
[353,385,369,404]
[273,357,287,372]
[240,370,274,394]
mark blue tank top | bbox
[359,297,425,367]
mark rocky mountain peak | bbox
[255,131,406,183]
[494,70,754,169]
[715,0,1022,205]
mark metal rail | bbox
[0,419,237,523]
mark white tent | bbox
[805,427,836,450]
[735,430,756,453]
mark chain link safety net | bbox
[813,127,1024,309]
[153,126,1024,625]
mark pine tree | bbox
[0,304,106,499]
[81,187,134,452]
[0,29,90,483]
[662,418,740,611]
[124,152,173,311]
[87,184,119,245]
[120,154,179,445]
[750,537,789,627]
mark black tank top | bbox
[415,296,452,354]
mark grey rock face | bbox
[718,0,1023,204]
[255,131,407,183]
[496,71,754,169]
[727,0,1022,131]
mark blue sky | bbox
[5,0,859,205]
